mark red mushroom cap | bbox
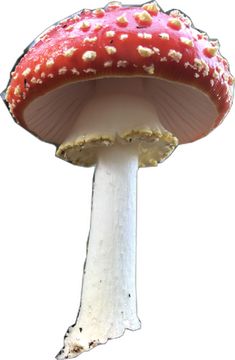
[3,1,234,144]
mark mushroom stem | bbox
[57,144,141,359]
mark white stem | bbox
[57,144,141,359]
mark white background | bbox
[0,1,234,359]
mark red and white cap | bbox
[2,1,234,164]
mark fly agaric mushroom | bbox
[1,1,234,359]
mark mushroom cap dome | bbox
[2,1,234,145]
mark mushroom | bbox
[1,1,234,359]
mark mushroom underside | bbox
[23,76,218,166]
